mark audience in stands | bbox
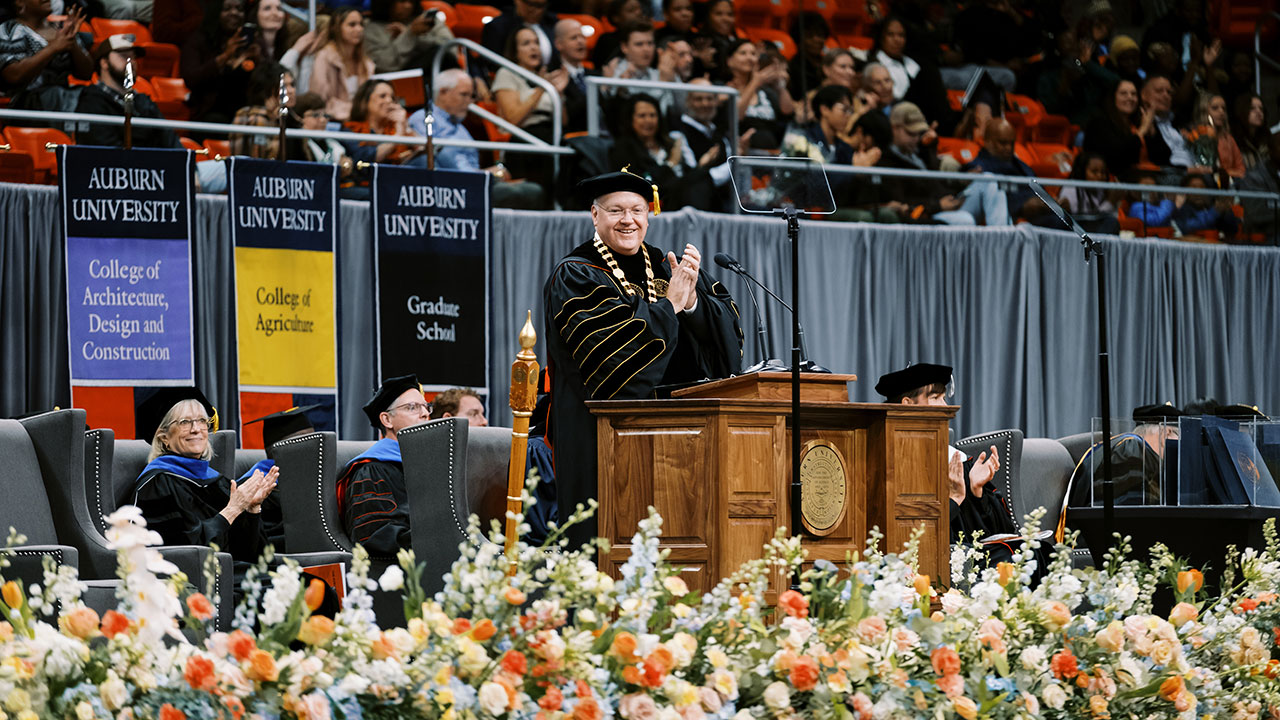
[552,18,592,133]
[695,0,736,79]
[362,0,451,74]
[1054,152,1121,234]
[1232,93,1278,238]
[429,387,488,427]
[249,0,299,63]
[408,68,546,209]
[481,0,557,71]
[870,16,949,130]
[961,117,1042,224]
[676,77,737,211]
[294,91,352,180]
[1140,74,1194,168]
[653,0,693,46]
[943,0,1029,94]
[181,0,255,124]
[782,84,855,165]
[1174,172,1239,238]
[0,1,91,108]
[603,22,664,111]
[279,13,327,95]
[230,62,299,159]
[862,62,894,112]
[76,33,179,149]
[721,38,792,150]
[309,6,374,121]
[343,78,421,172]
[1106,34,1143,86]
[608,92,717,211]
[657,33,693,86]
[493,25,562,188]
[103,0,152,23]
[1036,28,1119,129]
[1192,93,1244,179]
[592,0,647,66]
[1127,174,1175,227]
[1082,79,1149,180]
[786,11,828,102]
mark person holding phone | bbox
[365,0,453,74]
[181,0,258,123]
[0,0,92,104]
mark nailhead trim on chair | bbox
[276,434,347,553]
[87,429,108,536]
[959,430,1018,529]
[400,420,467,540]
[9,548,64,562]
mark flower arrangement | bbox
[2,499,1280,720]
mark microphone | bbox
[715,254,784,372]
[714,253,827,373]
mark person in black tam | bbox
[336,375,431,558]
[132,387,280,593]
[544,170,743,551]
[877,363,1051,577]
[1066,402,1182,509]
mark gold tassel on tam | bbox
[620,165,661,215]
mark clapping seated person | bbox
[960,118,1039,225]
[877,102,1006,226]
[1,0,92,110]
[231,62,301,159]
[1174,172,1239,239]
[720,39,793,151]
[1126,173,1175,228]
[1051,152,1122,235]
[337,375,430,556]
[365,0,454,75]
[493,25,564,191]
[408,69,546,209]
[552,18,593,134]
[676,78,747,212]
[132,388,281,590]
[608,92,718,212]
[77,34,180,149]
[182,0,257,124]
[1083,79,1154,181]
[309,7,374,122]
[592,0,648,66]
[342,79,422,199]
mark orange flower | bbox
[1273,628,1280,648]
[1050,650,1079,680]
[610,631,638,659]
[1237,598,1260,614]
[502,650,529,676]
[159,704,186,720]
[504,586,527,605]
[471,618,497,642]
[223,696,245,720]
[930,647,961,676]
[304,578,326,612]
[246,649,280,682]
[539,686,564,711]
[371,632,397,661]
[59,606,100,639]
[572,696,603,720]
[913,574,931,596]
[100,610,131,639]
[788,654,819,691]
[184,654,217,691]
[297,615,335,645]
[1263,660,1280,680]
[228,629,257,661]
[1,580,21,609]
[1176,569,1204,594]
[1158,675,1184,702]
[622,665,643,685]
[997,562,1016,585]
[452,617,473,635]
[186,593,215,621]
[778,590,809,619]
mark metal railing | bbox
[585,75,740,148]
[0,108,574,157]
[371,67,550,148]
[1255,11,1280,95]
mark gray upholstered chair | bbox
[955,429,1024,531]
[1057,432,1094,468]
[271,433,368,558]
[398,418,481,596]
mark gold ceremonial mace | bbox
[504,311,539,574]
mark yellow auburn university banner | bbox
[228,158,339,447]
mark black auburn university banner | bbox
[371,165,490,394]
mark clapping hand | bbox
[968,445,1000,497]
[222,465,279,523]
[665,244,701,313]
[50,6,85,53]
[947,451,966,505]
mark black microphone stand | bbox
[775,204,803,548]
[720,255,827,373]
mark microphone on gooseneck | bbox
[713,252,828,373]
[714,253,787,373]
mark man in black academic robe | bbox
[1066,403,1181,509]
[544,171,743,551]
[336,375,432,559]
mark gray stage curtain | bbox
[3,183,1278,441]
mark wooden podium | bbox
[588,372,957,600]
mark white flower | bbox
[478,681,509,715]
[75,701,94,720]
[1019,646,1047,672]
[762,681,790,710]
[1042,684,1067,710]
[99,671,128,711]
[378,566,405,592]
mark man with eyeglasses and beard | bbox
[336,374,432,555]
[75,34,180,149]
[543,171,743,551]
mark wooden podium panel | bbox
[591,374,956,600]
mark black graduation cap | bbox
[874,363,953,399]
[245,404,321,449]
[1211,403,1269,420]
[576,169,661,213]
[135,387,217,441]
[362,374,421,430]
[1132,402,1183,423]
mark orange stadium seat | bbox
[136,42,181,78]
[453,3,500,43]
[797,0,838,23]
[2,126,72,184]
[203,138,231,159]
[0,149,35,184]
[843,35,874,51]
[1013,141,1036,167]
[148,76,191,120]
[743,26,796,59]
[389,73,425,110]
[737,0,791,30]
[89,17,152,44]
[421,1,458,28]
[1032,113,1072,144]
[476,100,511,142]
[936,137,980,164]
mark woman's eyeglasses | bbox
[170,417,211,431]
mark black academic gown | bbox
[337,442,411,561]
[1066,434,1161,508]
[543,239,743,550]
[951,454,1052,583]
